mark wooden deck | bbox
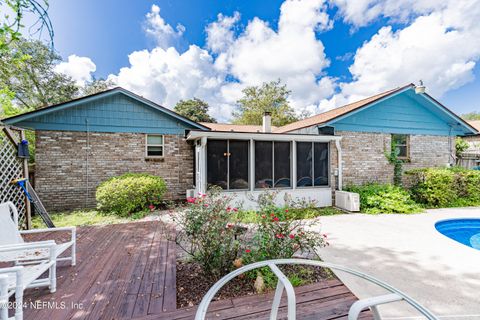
[19,221,372,320]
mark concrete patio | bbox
[318,207,480,319]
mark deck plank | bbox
[20,221,372,320]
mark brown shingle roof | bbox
[273,84,414,133]
[200,122,278,133]
[467,120,480,132]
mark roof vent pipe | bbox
[262,112,272,133]
[415,80,426,94]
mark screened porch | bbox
[187,130,343,209]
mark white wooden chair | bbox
[0,243,57,320]
[0,202,76,266]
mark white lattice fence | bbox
[0,126,28,228]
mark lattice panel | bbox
[0,128,27,229]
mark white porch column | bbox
[292,141,297,190]
[249,139,254,191]
[200,137,208,194]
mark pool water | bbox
[435,219,480,250]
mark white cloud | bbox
[54,54,96,86]
[332,0,448,27]
[108,45,234,120]
[144,4,185,49]
[106,0,480,121]
[207,0,336,116]
[330,0,480,104]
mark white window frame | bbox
[145,134,164,158]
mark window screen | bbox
[255,141,273,188]
[314,143,329,186]
[207,140,228,189]
[274,142,291,188]
[229,140,249,190]
[296,142,313,187]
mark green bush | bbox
[406,168,480,207]
[96,173,167,216]
[345,184,422,214]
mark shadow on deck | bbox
[20,221,371,320]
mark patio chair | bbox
[0,242,57,320]
[0,202,76,266]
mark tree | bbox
[82,77,115,96]
[233,80,298,126]
[174,98,216,123]
[0,39,79,110]
[462,111,480,121]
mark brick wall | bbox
[35,130,194,211]
[330,131,454,186]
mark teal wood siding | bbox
[328,90,469,136]
[8,93,196,134]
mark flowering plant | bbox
[172,187,244,279]
[244,190,327,263]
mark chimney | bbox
[262,112,272,133]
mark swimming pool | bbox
[435,218,480,250]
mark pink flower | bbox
[227,224,234,229]
[285,209,289,213]
[273,217,279,222]
[245,249,251,253]
[204,204,209,207]
[261,215,266,219]
[289,234,295,239]
[187,197,196,203]
[270,213,275,217]
[275,233,284,239]
[226,206,231,212]
[232,208,238,212]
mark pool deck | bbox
[317,207,480,319]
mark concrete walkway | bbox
[317,207,480,320]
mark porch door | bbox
[207,140,228,189]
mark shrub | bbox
[345,183,422,214]
[406,168,480,207]
[243,190,327,262]
[96,173,167,216]
[172,187,242,280]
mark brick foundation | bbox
[35,130,194,212]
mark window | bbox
[207,140,249,190]
[392,134,409,159]
[255,141,291,189]
[146,135,164,157]
[296,142,329,187]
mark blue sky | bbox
[43,0,480,120]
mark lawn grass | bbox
[233,206,344,223]
[31,210,132,228]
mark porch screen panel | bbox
[274,142,291,188]
[229,140,249,190]
[255,141,273,188]
[207,140,228,189]
[296,142,313,187]
[314,143,329,186]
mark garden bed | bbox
[176,260,334,308]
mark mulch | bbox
[176,260,334,308]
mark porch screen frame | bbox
[207,139,250,191]
[254,141,293,190]
[295,141,330,189]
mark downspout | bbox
[335,139,343,191]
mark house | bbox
[2,84,477,211]
[464,120,480,146]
